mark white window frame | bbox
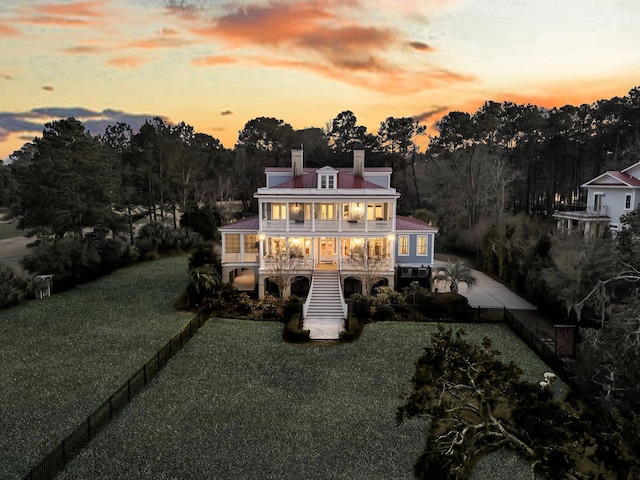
[318,173,336,189]
[398,235,409,256]
[271,203,286,220]
[417,235,427,256]
[624,193,632,210]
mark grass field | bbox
[0,256,191,480]
[0,221,22,240]
[58,320,560,480]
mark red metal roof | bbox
[607,171,640,186]
[584,170,640,187]
[395,215,438,232]
[273,170,386,190]
[219,216,259,231]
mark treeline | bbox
[420,86,640,244]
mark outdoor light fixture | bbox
[259,233,265,241]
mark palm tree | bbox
[433,260,476,294]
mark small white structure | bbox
[35,274,53,299]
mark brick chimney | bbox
[291,145,303,177]
[353,145,365,177]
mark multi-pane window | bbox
[225,234,240,253]
[319,174,335,189]
[316,203,336,219]
[625,193,632,210]
[398,235,409,256]
[271,203,286,219]
[417,236,427,255]
[244,234,258,253]
[367,203,386,220]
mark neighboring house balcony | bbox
[552,204,610,236]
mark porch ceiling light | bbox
[387,234,395,242]
[259,233,266,240]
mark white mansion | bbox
[219,146,437,338]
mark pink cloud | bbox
[184,0,470,94]
[106,56,152,68]
[0,24,21,36]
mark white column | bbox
[364,202,369,232]
[286,202,290,232]
[258,234,265,269]
[311,202,316,232]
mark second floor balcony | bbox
[553,204,609,217]
[261,217,393,233]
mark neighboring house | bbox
[219,146,438,299]
[553,161,640,235]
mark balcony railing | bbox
[222,253,260,263]
[260,219,392,232]
[554,204,608,215]
[261,256,314,271]
[340,257,392,271]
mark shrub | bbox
[0,263,32,308]
[180,204,221,241]
[283,313,310,342]
[431,292,470,320]
[257,294,280,321]
[136,222,202,254]
[21,232,138,291]
[373,303,395,321]
[283,295,303,321]
[188,246,220,270]
[339,313,361,341]
[234,293,254,316]
[350,294,371,319]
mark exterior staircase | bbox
[303,270,346,340]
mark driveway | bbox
[433,260,537,310]
[0,235,31,273]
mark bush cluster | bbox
[22,231,138,293]
[136,222,202,256]
[0,263,33,309]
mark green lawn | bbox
[0,221,22,240]
[58,320,561,480]
[0,256,191,480]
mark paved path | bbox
[0,235,31,273]
[433,260,537,310]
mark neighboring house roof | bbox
[219,216,259,231]
[273,170,386,190]
[582,170,640,187]
[396,215,438,232]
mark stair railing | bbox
[336,273,348,319]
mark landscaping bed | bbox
[0,256,190,480]
[58,320,563,479]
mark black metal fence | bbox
[503,308,575,384]
[24,309,211,480]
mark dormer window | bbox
[316,166,337,189]
[319,174,335,189]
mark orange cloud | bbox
[19,15,92,26]
[106,56,152,68]
[185,0,471,94]
[0,24,21,36]
[125,36,194,50]
[61,44,107,54]
[191,55,237,66]
[38,1,105,18]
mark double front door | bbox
[318,238,335,264]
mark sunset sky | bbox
[1,0,639,161]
